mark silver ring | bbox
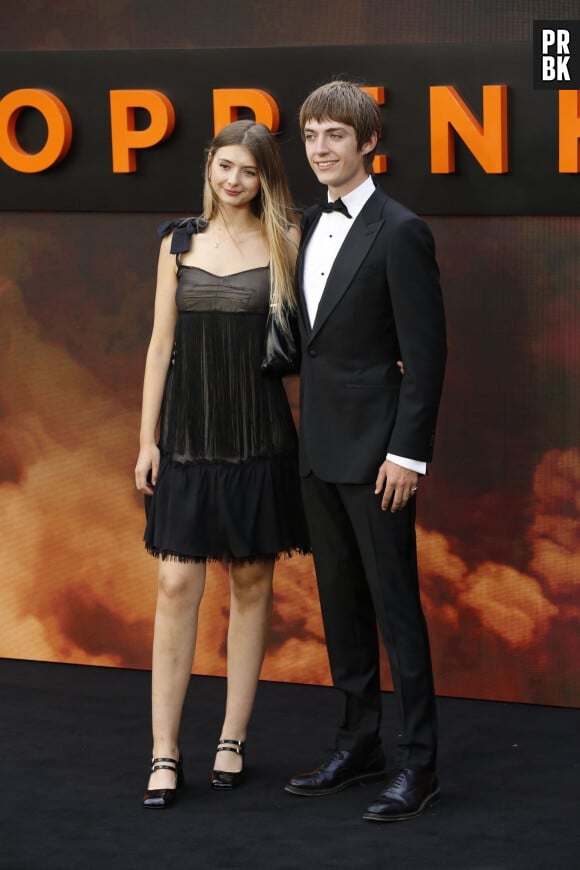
[411,486,418,492]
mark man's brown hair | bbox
[299,80,382,173]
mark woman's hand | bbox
[135,444,160,495]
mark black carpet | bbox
[1,658,579,870]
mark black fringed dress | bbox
[144,218,310,563]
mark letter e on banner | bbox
[360,86,387,173]
[0,89,73,173]
[110,90,176,173]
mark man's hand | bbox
[374,459,418,512]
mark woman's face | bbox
[208,145,261,209]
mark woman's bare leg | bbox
[212,558,275,773]
[148,559,206,789]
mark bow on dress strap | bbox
[156,216,207,254]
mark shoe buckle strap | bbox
[217,739,245,756]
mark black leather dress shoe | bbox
[142,754,184,809]
[285,745,386,796]
[363,767,439,821]
[210,738,245,790]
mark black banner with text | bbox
[0,43,579,214]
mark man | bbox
[285,81,447,822]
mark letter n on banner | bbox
[430,85,508,173]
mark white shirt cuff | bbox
[387,453,427,475]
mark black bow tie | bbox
[321,198,352,219]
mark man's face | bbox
[302,118,376,198]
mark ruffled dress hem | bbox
[143,545,310,565]
[144,453,310,563]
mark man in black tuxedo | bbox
[285,81,447,822]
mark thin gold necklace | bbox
[211,223,261,249]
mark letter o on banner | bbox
[0,89,73,173]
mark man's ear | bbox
[360,132,378,154]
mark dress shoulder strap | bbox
[156,216,208,254]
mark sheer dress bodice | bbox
[159,264,297,464]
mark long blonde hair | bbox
[202,120,297,325]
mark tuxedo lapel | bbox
[308,189,387,342]
[297,205,322,336]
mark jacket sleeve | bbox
[385,215,447,462]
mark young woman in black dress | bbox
[134,121,308,808]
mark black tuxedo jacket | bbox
[297,185,447,484]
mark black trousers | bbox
[301,473,437,770]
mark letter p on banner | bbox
[110,90,175,173]
[213,89,280,134]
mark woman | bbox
[134,120,309,808]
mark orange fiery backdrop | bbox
[1,212,579,707]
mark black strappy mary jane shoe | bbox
[143,754,184,808]
[210,739,246,790]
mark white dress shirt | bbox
[302,176,426,475]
